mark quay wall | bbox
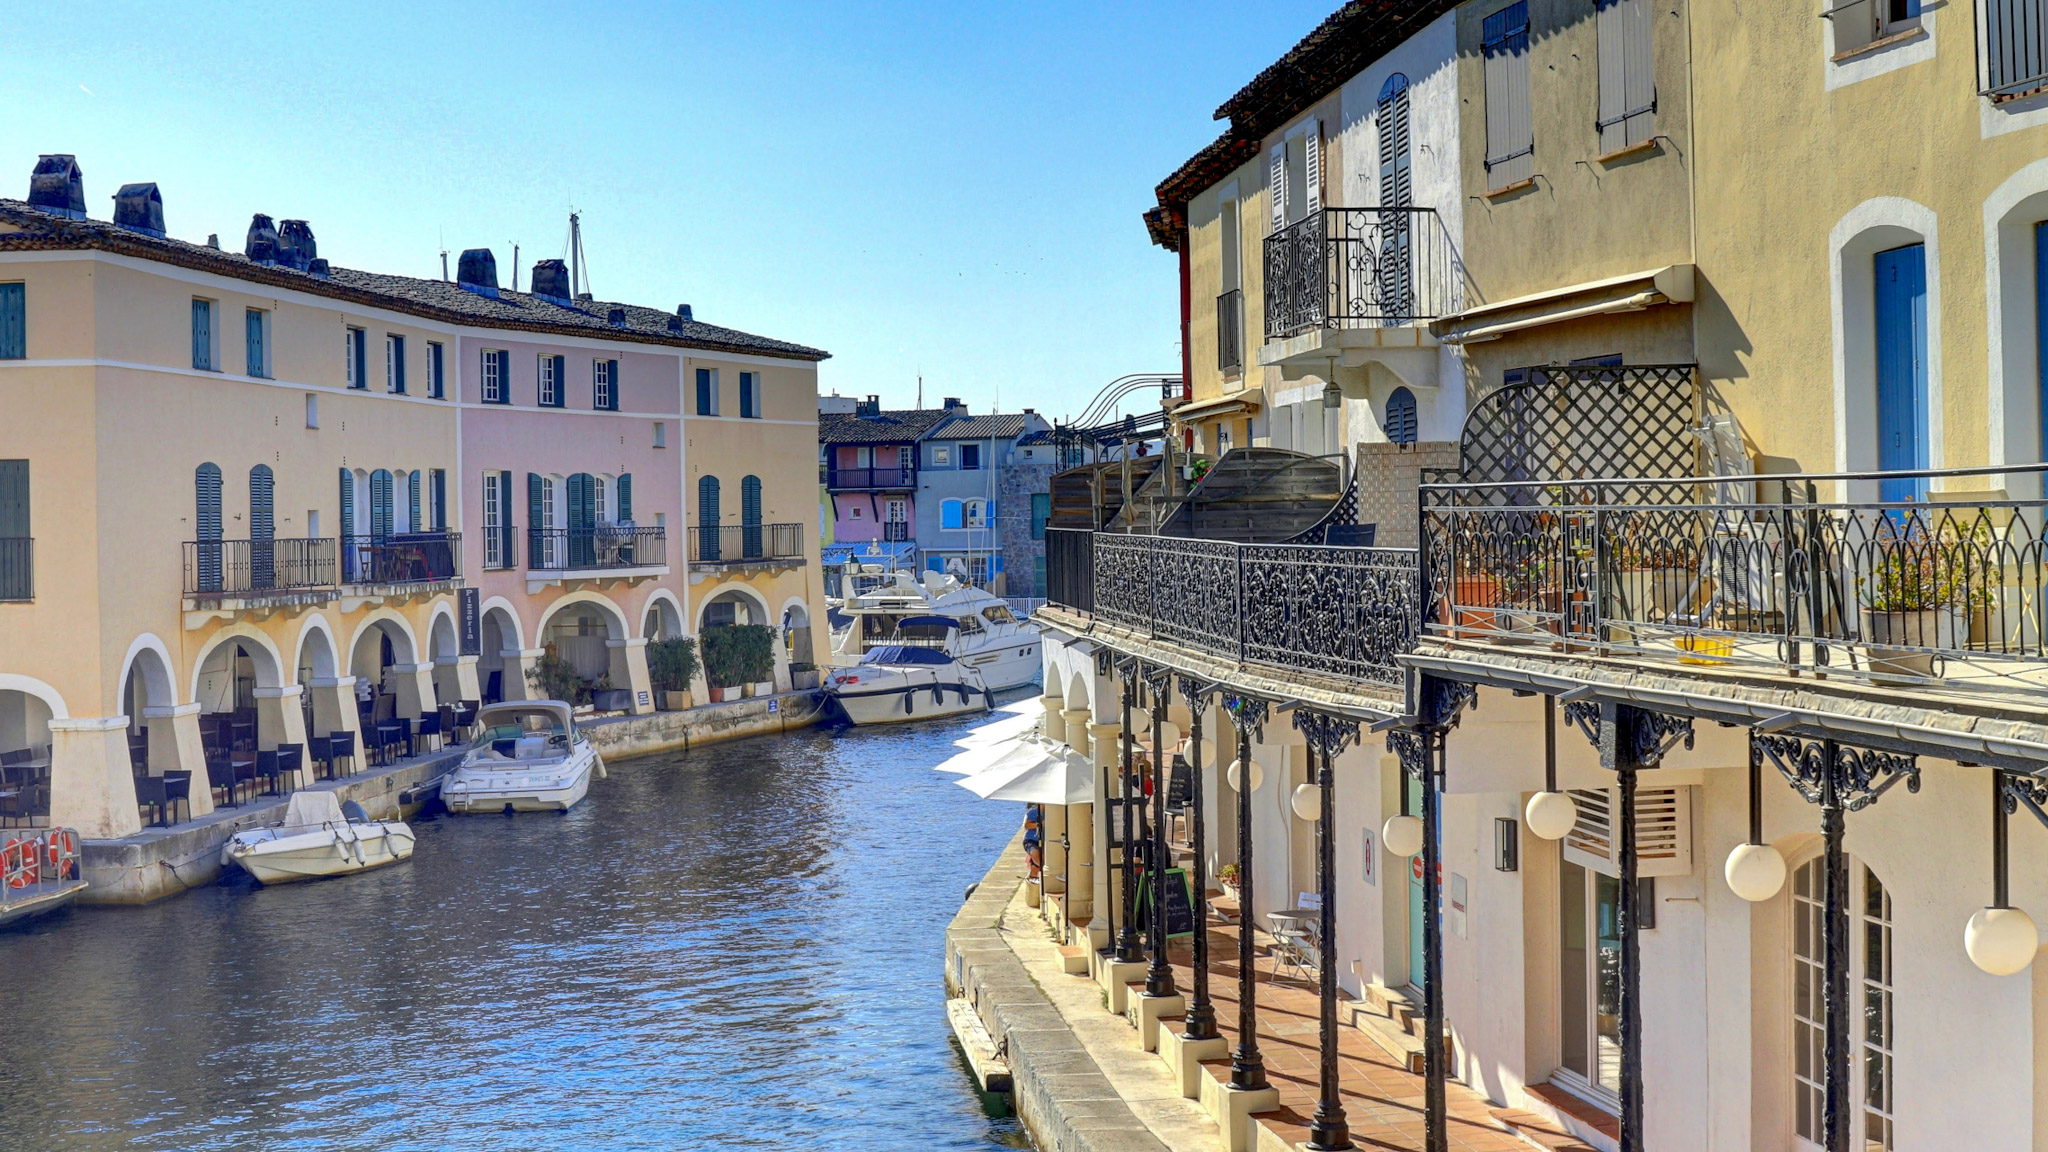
[945,836,1171,1152]
[78,691,827,906]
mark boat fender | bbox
[593,754,608,780]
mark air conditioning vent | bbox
[1563,785,1692,878]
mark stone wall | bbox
[1353,440,1458,548]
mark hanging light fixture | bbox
[1966,770,2041,976]
[1383,813,1423,858]
[1226,757,1264,793]
[1524,698,1576,840]
[1725,734,1787,902]
[1322,379,1342,410]
[1291,783,1320,821]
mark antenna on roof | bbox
[439,227,448,281]
[510,243,520,292]
[917,374,923,409]
[565,209,591,301]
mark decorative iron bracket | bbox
[1752,733,1920,812]
[1386,727,1433,783]
[1563,699,1695,769]
[1416,676,1477,729]
[1177,676,1217,722]
[1291,709,1360,761]
[1094,647,1115,677]
[2001,772,2048,832]
[1141,662,1175,711]
[1223,694,1268,742]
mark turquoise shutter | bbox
[370,469,393,540]
[616,473,632,521]
[431,470,447,530]
[408,471,422,531]
[0,284,23,359]
[246,309,264,376]
[339,469,354,537]
[0,459,26,599]
[499,472,515,563]
[195,463,223,591]
[191,300,212,370]
[942,501,962,530]
[528,473,544,564]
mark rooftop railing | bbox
[1264,207,1457,342]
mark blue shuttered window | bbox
[191,300,214,370]
[617,473,633,522]
[539,354,565,407]
[0,459,28,600]
[195,463,223,591]
[0,284,23,360]
[528,473,546,567]
[482,349,507,403]
[431,469,447,531]
[429,342,445,399]
[1483,2,1534,190]
[370,469,394,541]
[408,471,422,532]
[1378,75,1415,316]
[595,359,618,410]
[739,372,758,419]
[942,500,963,530]
[696,368,717,415]
[1875,244,1930,502]
[697,475,721,561]
[388,334,407,394]
[1385,387,1419,445]
[250,464,275,588]
[245,309,267,377]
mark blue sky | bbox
[2,1,1334,422]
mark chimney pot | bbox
[244,213,280,265]
[206,233,220,249]
[276,219,317,270]
[111,183,164,237]
[607,307,627,326]
[529,258,571,303]
[676,304,693,323]
[28,155,85,219]
[457,248,500,297]
[574,291,592,303]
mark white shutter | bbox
[1562,785,1693,878]
[1304,119,1322,215]
[1597,0,1656,154]
[1270,145,1287,232]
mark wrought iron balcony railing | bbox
[882,520,911,542]
[0,537,29,601]
[1044,527,1418,687]
[1216,288,1244,374]
[1978,0,2048,100]
[689,523,805,565]
[1421,463,2048,689]
[528,526,666,571]
[184,538,338,597]
[1264,207,1457,342]
[342,532,461,585]
[827,467,916,491]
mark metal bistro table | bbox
[1269,908,1321,980]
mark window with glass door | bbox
[539,354,564,407]
[1790,857,1895,1150]
[1559,860,1624,1101]
[387,334,406,393]
[595,358,618,410]
[482,349,507,403]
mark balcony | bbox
[0,537,29,601]
[1043,526,1418,691]
[183,538,338,605]
[1419,464,2048,703]
[689,523,806,567]
[1261,207,1457,370]
[527,526,667,576]
[1977,0,2048,100]
[341,532,461,588]
[827,467,917,492]
[882,521,911,543]
[1216,288,1244,375]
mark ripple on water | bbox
[0,715,1032,1152]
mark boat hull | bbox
[443,755,595,814]
[223,824,415,885]
[830,680,989,726]
[956,638,1043,693]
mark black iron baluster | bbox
[1145,665,1178,999]
[1116,658,1143,964]
[1178,677,1219,1042]
[1226,694,1269,1091]
[1295,709,1359,1151]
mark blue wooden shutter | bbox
[616,473,632,521]
[430,343,445,398]
[498,472,515,564]
[370,469,394,540]
[249,464,275,587]
[246,310,265,376]
[741,475,763,558]
[567,473,594,565]
[1385,387,1419,445]
[1874,244,1930,502]
[432,469,447,530]
[195,463,222,591]
[408,471,422,531]
[191,300,212,370]
[339,468,354,537]
[942,500,963,530]
[528,473,544,565]
[696,368,713,415]
[0,460,26,599]
[0,284,23,359]
[739,373,755,419]
[698,475,720,560]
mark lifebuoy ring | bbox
[45,829,75,871]
[5,837,34,887]
[1,838,18,888]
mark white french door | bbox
[1790,856,1895,1151]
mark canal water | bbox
[0,717,1028,1151]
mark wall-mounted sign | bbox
[1361,827,1376,886]
[458,588,481,656]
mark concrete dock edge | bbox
[946,836,1172,1152]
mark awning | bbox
[1168,388,1263,424]
[935,738,1028,776]
[955,738,1094,805]
[951,709,1043,753]
[1429,264,1696,345]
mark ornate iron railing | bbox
[687,523,801,565]
[1263,207,1457,342]
[531,526,668,571]
[1422,463,2048,689]
[826,467,916,490]
[341,532,461,585]
[184,537,338,597]
[1069,531,1418,687]
[1216,289,1244,374]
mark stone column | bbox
[1039,692,1066,745]
[607,637,655,714]
[252,684,309,751]
[142,703,214,817]
[306,676,363,765]
[502,648,545,701]
[1062,709,1095,921]
[47,716,142,839]
[435,654,481,706]
[386,663,438,723]
[1042,803,1068,895]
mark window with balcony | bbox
[1596,0,1656,154]
[245,309,268,378]
[0,460,28,600]
[595,358,619,411]
[1483,1,1534,190]
[482,349,508,404]
[191,299,216,371]
[483,470,512,569]
[387,334,406,394]
[0,283,22,360]
[1979,0,2046,98]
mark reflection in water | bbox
[0,718,1027,1151]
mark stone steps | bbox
[1490,1108,1601,1152]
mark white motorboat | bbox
[826,646,992,726]
[443,700,602,814]
[827,570,1041,692]
[221,793,415,885]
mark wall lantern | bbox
[1322,379,1343,410]
[1965,769,2042,976]
[1524,698,1578,841]
[1724,732,1787,902]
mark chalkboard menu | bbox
[1165,755,1192,811]
[1137,867,1197,940]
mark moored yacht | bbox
[443,701,602,814]
[826,646,991,726]
[221,793,415,885]
[828,570,1041,692]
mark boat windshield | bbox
[858,645,955,666]
[470,708,573,759]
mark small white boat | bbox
[221,793,415,885]
[443,700,602,814]
[826,645,992,726]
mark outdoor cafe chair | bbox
[327,731,357,777]
[255,751,287,797]
[208,753,244,808]
[275,744,306,791]
[415,713,443,754]
[161,771,192,824]
[133,775,169,827]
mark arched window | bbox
[1384,387,1419,445]
[194,462,222,592]
[698,475,722,561]
[1790,856,1895,1150]
[741,475,763,559]
[1377,73,1414,321]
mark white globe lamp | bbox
[1291,783,1321,821]
[1383,814,1424,858]
[1226,758,1264,793]
[1965,906,2040,976]
[1724,842,1789,903]
[1524,790,1577,841]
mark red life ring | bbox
[45,829,75,873]
[3,838,29,888]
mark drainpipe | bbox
[1178,222,1194,453]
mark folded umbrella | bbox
[955,738,1093,805]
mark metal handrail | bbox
[688,523,805,564]
[527,525,668,571]
[0,829,82,908]
[0,537,29,601]
[183,537,338,596]
[340,532,462,584]
[1264,206,1458,341]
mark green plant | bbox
[646,636,701,695]
[700,624,776,688]
[1218,862,1241,887]
[525,650,591,705]
[1861,521,1995,612]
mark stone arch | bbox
[538,592,631,682]
[695,581,771,630]
[1065,671,1089,712]
[1829,197,1943,497]
[346,609,420,679]
[117,633,179,715]
[292,615,341,682]
[0,673,70,721]
[641,589,685,641]
[539,591,629,640]
[426,601,461,660]
[478,597,526,704]
[1983,158,2048,496]
[779,595,814,664]
[188,626,286,704]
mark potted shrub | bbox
[647,636,700,710]
[1859,529,1971,676]
[525,649,590,706]
[589,674,634,713]
[1217,862,1241,903]
[701,624,776,703]
[788,661,821,691]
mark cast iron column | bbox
[1296,709,1358,1151]
[1226,694,1269,1091]
[1145,665,1179,998]
[1115,658,1142,964]
[1750,732,1919,1152]
[1178,676,1218,1041]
